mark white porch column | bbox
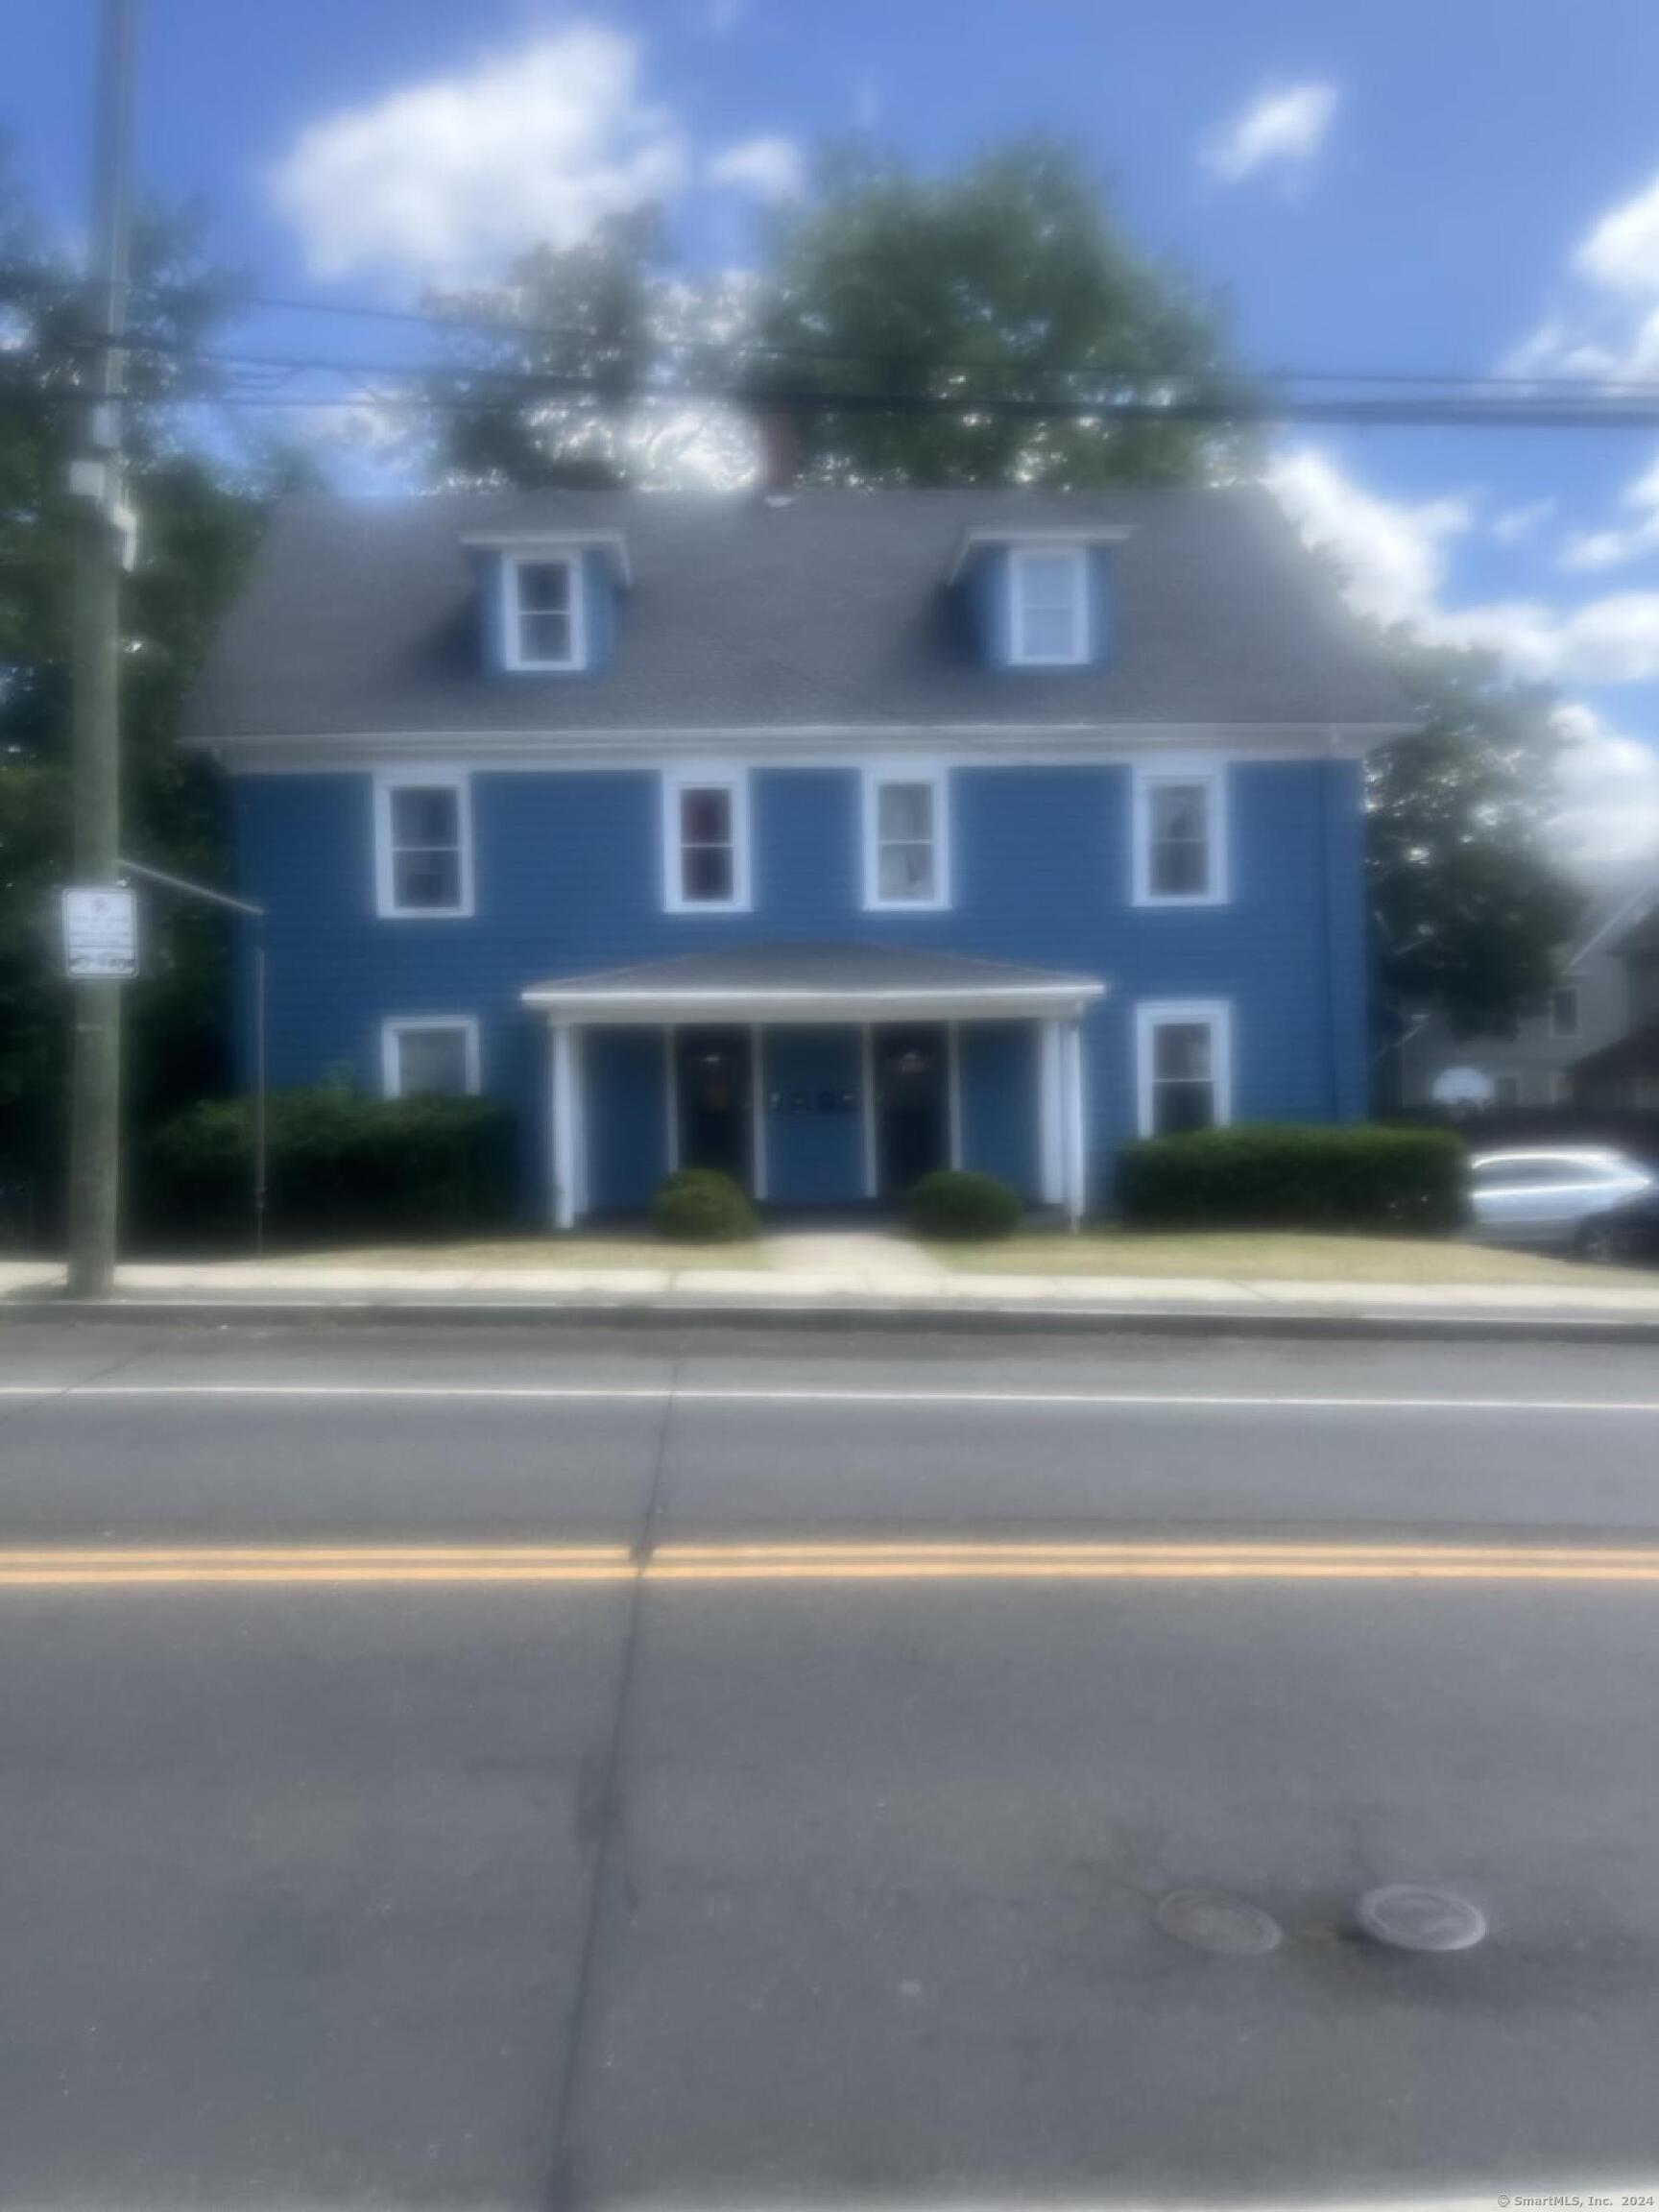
[1038,1018,1064,1207]
[750,1024,768,1202]
[946,1022,964,1169]
[662,1025,679,1172]
[860,1024,878,1198]
[1060,1017,1087,1227]
[550,1021,577,1231]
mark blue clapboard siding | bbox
[586,1027,667,1213]
[764,1028,863,1205]
[960,1023,1040,1197]
[232,754,1370,1217]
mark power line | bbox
[63,272,1659,399]
[14,333,1659,428]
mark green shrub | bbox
[649,1167,758,1243]
[1118,1123,1468,1247]
[144,1088,517,1250]
[906,1167,1022,1241]
[1115,1123,1467,1235]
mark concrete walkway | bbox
[7,1234,1659,1334]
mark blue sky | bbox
[8,0,1659,873]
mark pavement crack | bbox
[542,1354,683,2212]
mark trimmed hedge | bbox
[144,1087,518,1249]
[649,1167,759,1243]
[1116,1123,1467,1235]
[906,1167,1022,1241]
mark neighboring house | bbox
[1572,899,1659,1110]
[1400,882,1657,1114]
[182,486,1411,1227]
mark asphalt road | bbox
[4,1318,1659,2208]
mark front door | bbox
[876,1025,949,1197]
[676,1028,753,1185]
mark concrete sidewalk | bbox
[8,1237,1659,1337]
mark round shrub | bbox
[906,1167,1022,1241]
[649,1167,759,1243]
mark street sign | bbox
[62,886,138,980]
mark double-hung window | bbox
[381,1017,480,1099]
[505,553,584,671]
[662,768,751,913]
[1548,985,1579,1039]
[863,768,949,910]
[1009,545,1089,666]
[1133,762,1227,905]
[1135,1001,1233,1137]
[374,772,473,919]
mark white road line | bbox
[1,1382,1658,1414]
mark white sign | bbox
[62,886,138,980]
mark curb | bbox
[8,1293,1659,1344]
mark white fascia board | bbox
[460,528,633,586]
[521,981,1108,1025]
[200,721,1415,773]
[946,524,1132,585]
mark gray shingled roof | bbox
[183,485,1412,744]
[522,943,1104,999]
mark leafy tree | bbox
[0,156,267,1241]
[418,207,753,490]
[751,140,1244,489]
[1368,637,1582,1038]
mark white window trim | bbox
[1008,543,1090,668]
[661,765,753,915]
[501,550,587,674]
[373,769,474,921]
[380,1015,482,1100]
[1131,758,1229,908]
[1134,999,1234,1140]
[860,763,951,913]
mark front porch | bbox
[521,945,1106,1230]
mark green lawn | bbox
[932,1230,1638,1285]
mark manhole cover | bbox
[1356,1886,1487,1953]
[1154,1887,1283,1957]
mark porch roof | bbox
[521,942,1106,1024]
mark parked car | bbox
[1574,1185,1659,1265]
[1468,1146,1659,1252]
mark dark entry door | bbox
[676,1028,752,1185]
[876,1025,949,1197]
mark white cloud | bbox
[1504,166,1659,387]
[708,133,805,201]
[1263,446,1472,626]
[1490,497,1557,546]
[1201,82,1339,187]
[1558,452,1659,572]
[270,28,686,289]
[1267,443,1659,878]
[1551,704,1659,877]
[1576,169,1659,294]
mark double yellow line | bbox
[6,1538,1659,1587]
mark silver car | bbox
[1469,1145,1658,1251]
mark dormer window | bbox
[505,552,585,672]
[1009,546,1088,666]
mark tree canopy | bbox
[0,156,273,1237]
[1368,637,1583,1038]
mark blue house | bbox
[183,486,1411,1226]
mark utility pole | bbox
[65,0,137,1296]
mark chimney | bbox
[756,403,799,497]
